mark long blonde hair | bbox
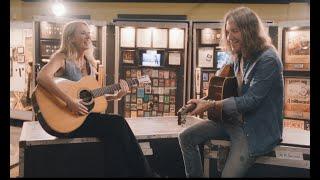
[55,20,97,67]
[220,7,275,59]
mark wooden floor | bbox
[10,125,22,178]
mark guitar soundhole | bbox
[79,90,94,111]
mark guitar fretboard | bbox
[90,79,139,98]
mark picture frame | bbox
[198,47,214,68]
[284,77,310,120]
[168,51,181,65]
[283,27,310,71]
[122,50,136,64]
[152,28,168,48]
[201,28,221,45]
[17,55,25,63]
[169,28,185,49]
[137,28,152,48]
[120,27,136,48]
[17,47,24,54]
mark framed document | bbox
[17,55,25,63]
[122,50,135,64]
[120,27,135,48]
[283,27,310,71]
[198,47,214,68]
[284,77,310,120]
[152,28,168,48]
[283,118,305,130]
[169,28,184,49]
[137,28,152,48]
[168,51,181,65]
[17,47,24,54]
[201,28,221,45]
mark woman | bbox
[178,7,284,177]
[36,20,157,177]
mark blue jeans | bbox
[178,119,256,177]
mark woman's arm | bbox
[36,53,88,115]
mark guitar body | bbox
[202,64,238,122]
[206,76,238,122]
[33,76,107,136]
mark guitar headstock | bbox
[138,75,151,85]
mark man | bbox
[178,7,284,177]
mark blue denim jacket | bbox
[222,47,284,156]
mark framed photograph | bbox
[131,103,137,111]
[202,72,209,81]
[158,87,164,95]
[198,47,214,68]
[137,28,152,48]
[169,28,185,49]
[164,88,170,95]
[120,27,136,48]
[145,85,152,94]
[170,79,176,87]
[124,110,131,118]
[152,69,159,78]
[152,28,168,48]
[17,47,24,54]
[165,79,170,87]
[201,28,221,45]
[125,69,131,77]
[152,78,159,87]
[283,27,310,71]
[169,71,176,79]
[168,51,181,65]
[158,79,165,87]
[215,49,232,69]
[17,55,25,63]
[122,50,135,64]
[131,69,137,78]
[152,87,159,94]
[284,77,310,120]
[137,88,145,98]
[131,111,137,118]
[137,110,144,117]
[170,89,175,96]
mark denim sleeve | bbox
[220,56,279,117]
[234,56,279,113]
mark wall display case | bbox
[278,20,310,131]
[114,20,189,118]
[10,21,34,121]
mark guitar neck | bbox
[90,79,139,98]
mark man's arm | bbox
[222,56,280,118]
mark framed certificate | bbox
[169,28,184,49]
[198,47,214,68]
[120,27,135,48]
[137,28,152,48]
[122,50,135,64]
[17,55,25,63]
[17,47,24,54]
[168,51,181,65]
[152,28,168,48]
[201,28,221,45]
[284,77,310,120]
[283,27,310,71]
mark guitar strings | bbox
[90,79,139,98]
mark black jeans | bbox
[67,113,154,177]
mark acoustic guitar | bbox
[177,64,238,125]
[205,64,238,122]
[32,75,151,136]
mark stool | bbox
[203,139,310,177]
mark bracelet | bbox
[205,99,215,108]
